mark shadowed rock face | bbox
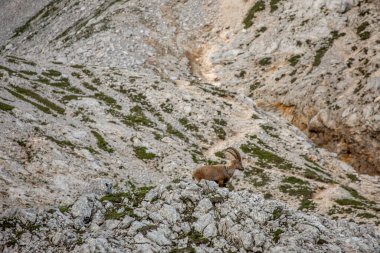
[264,102,380,175]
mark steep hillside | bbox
[0,0,379,251]
[187,0,380,175]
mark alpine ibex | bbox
[192,147,244,187]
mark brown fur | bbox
[192,147,244,187]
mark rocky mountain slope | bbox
[188,0,380,175]
[0,0,379,252]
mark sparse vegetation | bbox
[91,130,114,153]
[270,0,283,12]
[0,101,14,112]
[167,123,188,141]
[133,146,156,160]
[123,106,155,128]
[179,118,199,132]
[94,92,121,109]
[272,229,284,243]
[241,142,293,170]
[347,173,358,182]
[243,0,265,29]
[288,55,301,66]
[313,31,345,67]
[244,166,270,187]
[357,21,370,40]
[259,57,272,66]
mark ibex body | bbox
[192,147,244,187]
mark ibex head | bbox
[225,147,244,171]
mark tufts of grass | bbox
[6,88,52,114]
[122,106,155,128]
[250,81,262,91]
[212,124,226,140]
[313,31,345,67]
[167,124,188,142]
[11,86,64,114]
[282,176,308,185]
[94,92,121,110]
[346,173,358,182]
[243,0,265,29]
[261,125,280,139]
[259,57,272,66]
[335,199,365,208]
[187,228,210,245]
[214,151,226,159]
[133,146,156,160]
[0,101,15,112]
[179,118,199,132]
[288,55,301,66]
[160,101,173,113]
[41,69,62,78]
[272,229,284,243]
[213,118,227,126]
[272,207,283,220]
[357,21,370,40]
[270,0,283,12]
[304,169,331,183]
[82,82,97,91]
[357,212,376,219]
[244,166,270,187]
[19,70,37,76]
[60,95,82,103]
[91,130,114,153]
[241,142,293,170]
[299,199,316,211]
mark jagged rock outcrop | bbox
[1,180,379,252]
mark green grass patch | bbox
[167,123,188,142]
[5,88,52,114]
[335,199,365,208]
[122,106,155,128]
[272,207,282,220]
[270,0,282,12]
[288,55,301,66]
[243,0,265,28]
[160,101,173,113]
[0,101,14,112]
[179,118,199,132]
[241,142,293,170]
[282,176,308,185]
[357,212,376,219]
[91,130,114,153]
[94,92,121,110]
[187,228,210,245]
[82,82,98,91]
[244,166,270,187]
[261,125,279,139]
[272,229,283,243]
[346,173,358,182]
[213,118,227,126]
[212,125,226,140]
[133,146,156,160]
[357,21,370,40]
[214,151,226,159]
[299,199,316,211]
[259,57,272,66]
[12,86,64,114]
